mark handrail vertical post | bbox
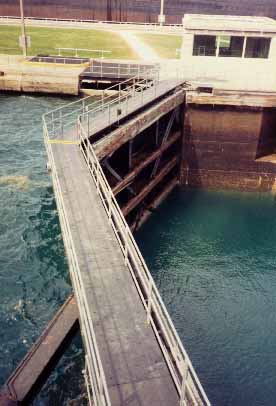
[180,362,189,406]
[124,228,128,265]
[118,82,121,113]
[147,279,153,324]
[60,110,63,137]
[108,190,112,221]
[96,160,100,193]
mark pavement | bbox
[119,31,161,61]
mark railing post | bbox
[87,113,90,138]
[180,362,189,406]
[52,111,55,137]
[119,83,121,111]
[59,110,62,137]
[147,279,153,324]
[96,160,100,193]
[124,228,128,265]
[108,190,112,222]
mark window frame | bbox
[244,37,271,59]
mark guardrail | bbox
[43,64,157,139]
[30,55,89,64]
[43,117,111,406]
[80,65,188,139]
[0,15,184,31]
[43,63,210,406]
[77,117,210,406]
[84,61,154,78]
[56,47,112,58]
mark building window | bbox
[193,35,217,56]
[218,36,244,57]
[245,37,271,58]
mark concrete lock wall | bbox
[181,105,276,192]
[2,0,276,23]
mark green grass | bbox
[137,33,183,59]
[0,25,137,59]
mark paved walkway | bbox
[119,31,160,62]
[50,140,179,406]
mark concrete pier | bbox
[0,56,84,94]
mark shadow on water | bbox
[32,332,87,406]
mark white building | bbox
[180,14,276,91]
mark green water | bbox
[0,93,85,405]
[1,93,276,405]
[137,188,276,406]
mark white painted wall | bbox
[180,33,276,92]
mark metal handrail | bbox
[85,62,152,78]
[30,55,88,64]
[43,118,111,406]
[80,66,189,140]
[0,15,184,30]
[56,47,112,58]
[43,65,158,139]
[77,118,210,406]
[43,62,210,405]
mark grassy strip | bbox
[137,33,183,59]
[0,25,137,59]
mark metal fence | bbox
[29,55,89,64]
[43,118,111,406]
[0,16,184,32]
[83,61,154,78]
[80,65,186,140]
[56,47,112,58]
[43,65,158,139]
[43,64,211,406]
[77,118,210,406]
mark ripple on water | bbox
[0,94,86,405]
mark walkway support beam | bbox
[0,295,78,405]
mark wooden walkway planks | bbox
[51,141,179,406]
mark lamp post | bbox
[158,0,165,26]
[19,0,27,57]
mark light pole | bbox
[19,0,27,57]
[158,0,165,26]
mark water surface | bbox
[0,93,85,405]
[2,93,276,406]
[137,188,276,406]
